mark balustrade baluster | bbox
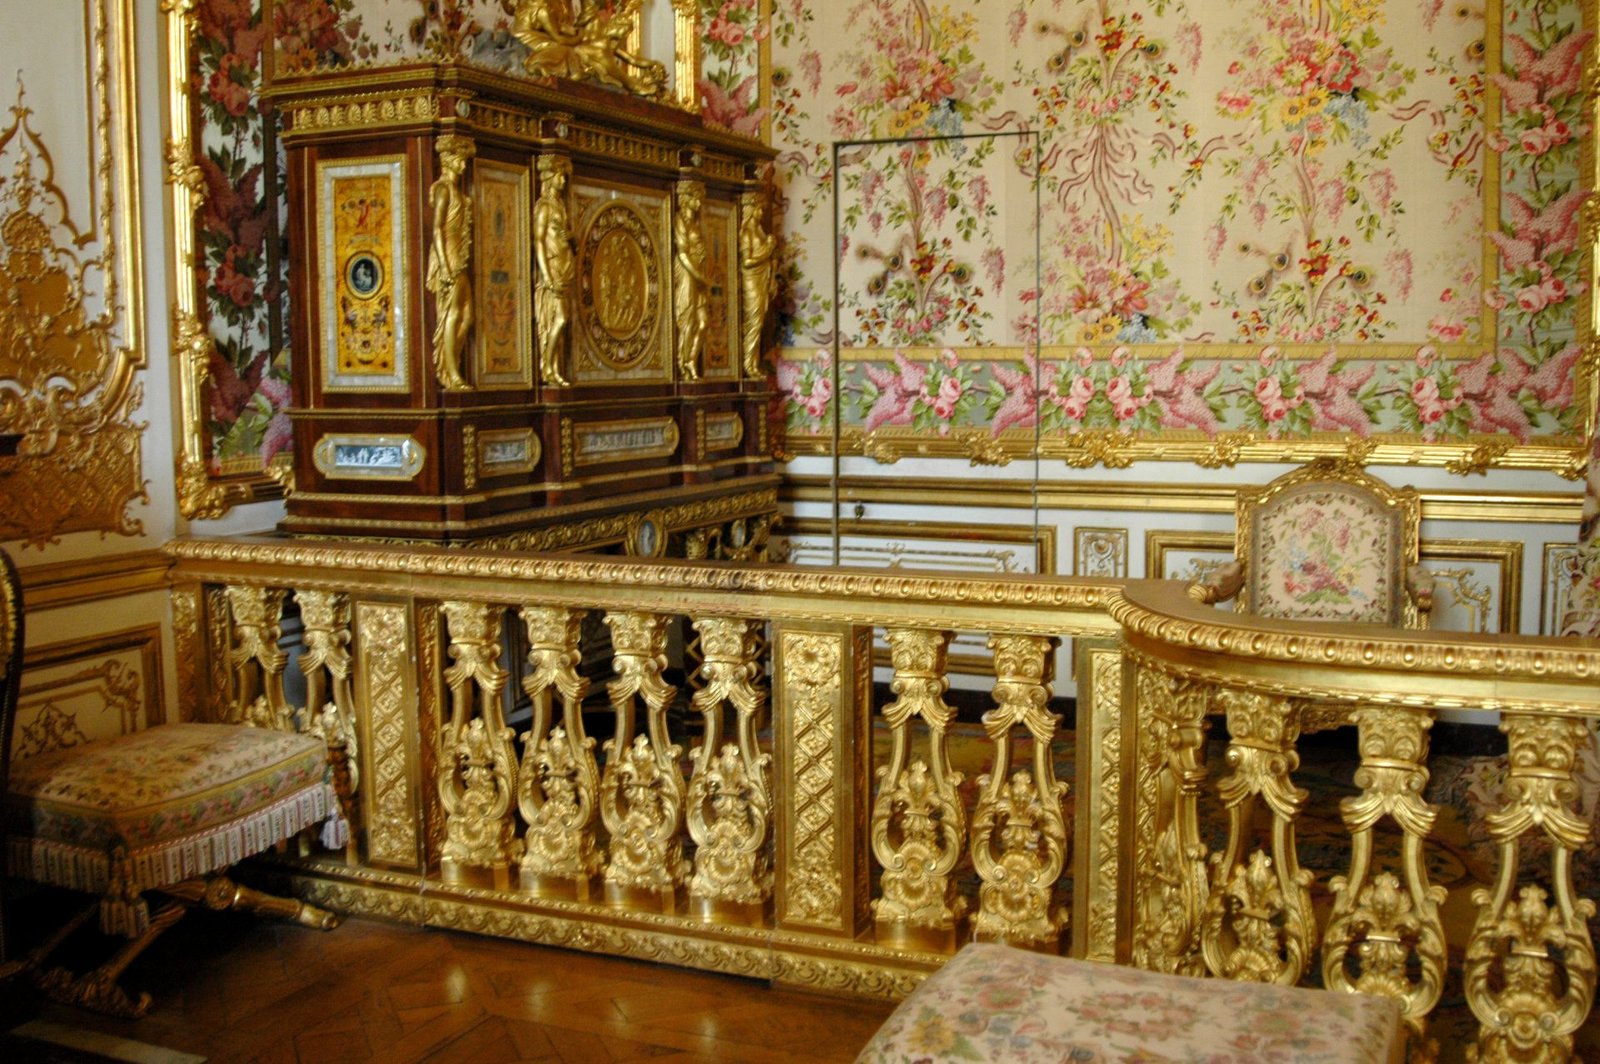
[871,628,966,951]
[1321,707,1445,1056]
[1200,688,1316,986]
[295,589,360,858]
[600,611,688,912]
[685,616,772,925]
[970,634,1067,951]
[1131,658,1211,976]
[224,586,291,730]
[1465,714,1597,1062]
[516,606,602,900]
[437,601,517,889]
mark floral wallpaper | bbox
[767,0,1593,471]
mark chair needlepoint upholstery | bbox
[855,943,1404,1064]
[3,722,343,1017]
[1190,457,1433,630]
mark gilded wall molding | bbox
[1,0,147,544]
[165,0,278,519]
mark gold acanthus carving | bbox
[1109,585,1600,687]
[357,602,418,869]
[224,586,292,730]
[438,602,518,872]
[738,188,777,378]
[1085,648,1123,963]
[1464,714,1597,1064]
[1131,660,1211,976]
[1201,688,1316,986]
[170,585,204,722]
[166,535,1114,615]
[516,606,601,886]
[1322,707,1445,1046]
[1,83,146,544]
[513,0,669,99]
[686,617,772,906]
[534,155,575,387]
[673,180,708,381]
[291,876,932,1000]
[427,136,475,390]
[871,629,967,936]
[600,612,689,894]
[280,92,442,137]
[296,590,361,800]
[782,632,844,927]
[970,634,1067,948]
[807,424,1585,476]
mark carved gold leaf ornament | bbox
[438,602,518,881]
[513,0,669,99]
[0,79,145,545]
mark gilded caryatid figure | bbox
[512,0,667,99]
[673,180,708,381]
[534,155,575,387]
[737,188,777,378]
[427,136,475,390]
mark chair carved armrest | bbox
[1404,563,1435,622]
[1188,561,1245,606]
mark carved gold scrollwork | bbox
[685,617,772,913]
[600,611,689,901]
[1201,688,1316,986]
[1465,715,1597,1064]
[296,589,361,849]
[223,586,291,730]
[871,628,967,946]
[438,602,518,880]
[970,634,1067,950]
[515,606,602,895]
[1322,707,1445,1052]
[1,80,147,543]
[1132,660,1211,976]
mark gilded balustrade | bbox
[1111,580,1600,1063]
[166,537,1600,1056]
[167,535,1119,996]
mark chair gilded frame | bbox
[1193,458,1433,630]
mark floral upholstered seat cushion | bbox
[5,722,329,900]
[857,943,1402,1064]
[1248,484,1400,625]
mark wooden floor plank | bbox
[5,900,895,1064]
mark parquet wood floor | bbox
[9,905,897,1064]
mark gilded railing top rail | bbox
[166,536,1122,636]
[1113,581,1600,714]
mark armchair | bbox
[1190,458,1434,629]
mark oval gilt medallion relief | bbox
[579,200,660,371]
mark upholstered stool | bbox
[857,943,1403,1064]
[3,722,343,1016]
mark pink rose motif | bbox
[941,348,960,369]
[1428,317,1466,342]
[938,375,962,404]
[708,17,746,47]
[1061,397,1088,420]
[208,54,254,118]
[809,375,832,402]
[1261,398,1289,422]
[1415,345,1438,368]
[1254,375,1284,404]
[804,394,827,419]
[1069,375,1095,402]
[1106,375,1133,404]
[1412,376,1442,406]
[932,397,956,419]
[1418,401,1446,424]
[213,247,256,308]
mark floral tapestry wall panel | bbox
[771,0,1594,472]
[781,132,1041,444]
